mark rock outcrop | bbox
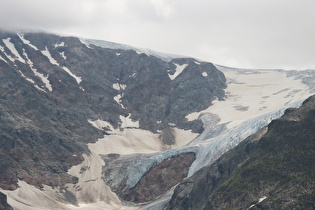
[167,95,315,210]
[0,192,13,210]
[104,152,196,203]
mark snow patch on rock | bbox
[62,66,82,84]
[60,51,67,60]
[41,47,82,84]
[168,63,188,80]
[41,47,59,65]
[114,94,125,109]
[112,83,126,91]
[18,70,46,92]
[248,196,267,209]
[2,38,25,63]
[202,72,208,77]
[120,115,139,128]
[17,33,39,50]
[23,49,52,92]
[54,42,65,48]
[0,45,15,62]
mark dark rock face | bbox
[167,95,315,210]
[120,152,196,203]
[0,30,226,190]
[102,152,196,204]
[0,192,13,210]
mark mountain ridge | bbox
[0,30,314,209]
[0,30,226,209]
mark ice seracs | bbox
[88,119,115,133]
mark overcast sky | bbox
[1,0,314,70]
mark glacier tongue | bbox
[188,100,304,176]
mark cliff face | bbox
[167,95,315,210]
[116,152,196,203]
[0,192,12,210]
[0,31,226,192]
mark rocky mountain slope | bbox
[0,30,314,209]
[167,94,315,210]
[0,30,226,209]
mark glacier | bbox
[2,32,315,210]
[136,99,306,210]
[113,99,304,196]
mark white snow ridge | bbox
[18,70,46,92]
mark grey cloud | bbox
[0,0,314,69]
